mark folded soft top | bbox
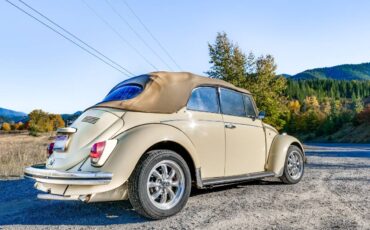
[93,71,251,114]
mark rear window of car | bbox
[101,84,143,103]
[220,88,246,117]
[187,87,219,113]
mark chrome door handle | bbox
[225,123,236,129]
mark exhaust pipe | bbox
[79,194,91,203]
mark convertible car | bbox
[25,71,304,219]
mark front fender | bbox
[266,134,304,176]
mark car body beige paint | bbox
[266,134,304,176]
[63,112,200,197]
[32,107,303,200]
[26,72,304,202]
[263,123,279,160]
[223,114,266,176]
[162,108,226,178]
[46,108,125,170]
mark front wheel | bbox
[128,149,191,219]
[280,145,304,184]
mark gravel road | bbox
[1,144,369,229]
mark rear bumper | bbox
[24,164,113,185]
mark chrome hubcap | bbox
[147,160,185,210]
[287,150,303,180]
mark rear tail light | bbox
[90,141,106,164]
[47,143,54,156]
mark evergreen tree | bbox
[207,32,288,130]
[207,32,247,86]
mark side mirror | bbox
[258,111,266,120]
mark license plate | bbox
[53,135,69,152]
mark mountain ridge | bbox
[0,107,82,124]
[283,62,370,80]
[0,107,27,123]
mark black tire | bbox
[128,149,191,219]
[280,145,304,184]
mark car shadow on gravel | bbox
[190,179,283,196]
[0,179,148,226]
[0,178,285,226]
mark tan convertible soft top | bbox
[94,71,250,114]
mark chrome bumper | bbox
[24,164,113,185]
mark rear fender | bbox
[109,123,199,182]
[65,124,199,196]
[266,134,304,176]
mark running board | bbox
[196,170,275,188]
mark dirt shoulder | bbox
[0,133,50,177]
[305,123,370,143]
[0,144,369,229]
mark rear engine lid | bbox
[46,108,124,170]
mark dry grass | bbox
[0,132,53,177]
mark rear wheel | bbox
[280,145,304,184]
[128,149,191,219]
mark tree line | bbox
[286,79,370,101]
[207,32,370,140]
[207,32,288,130]
[1,109,65,135]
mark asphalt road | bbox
[1,143,369,229]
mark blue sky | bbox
[1,0,370,114]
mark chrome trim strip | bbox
[161,119,223,123]
[56,127,77,133]
[228,122,262,128]
[37,194,79,201]
[24,164,112,185]
[29,177,111,185]
[195,168,204,189]
[202,171,275,186]
[264,125,277,133]
[161,119,262,128]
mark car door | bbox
[219,88,266,176]
[183,86,225,178]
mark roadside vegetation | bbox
[0,109,65,136]
[207,32,370,142]
[0,110,64,177]
[0,133,49,177]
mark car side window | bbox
[187,87,219,113]
[243,95,257,117]
[220,88,246,117]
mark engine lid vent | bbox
[81,116,100,124]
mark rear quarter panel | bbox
[65,123,199,196]
[46,108,124,170]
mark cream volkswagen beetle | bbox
[25,72,305,219]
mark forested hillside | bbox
[207,32,370,142]
[284,79,370,142]
[286,79,370,101]
[286,63,370,80]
